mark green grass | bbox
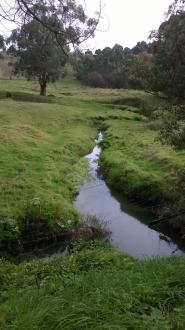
[1,241,185,329]
[0,77,185,236]
[1,78,185,328]
[0,78,154,221]
[0,99,94,219]
[0,78,98,245]
[1,78,151,244]
[100,115,185,220]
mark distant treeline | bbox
[1,0,185,100]
[72,3,185,100]
[72,41,153,91]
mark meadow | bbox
[1,78,185,328]
[1,78,185,245]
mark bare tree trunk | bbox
[40,83,47,96]
[10,70,14,80]
[39,73,48,96]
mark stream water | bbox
[74,132,184,259]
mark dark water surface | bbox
[74,133,184,259]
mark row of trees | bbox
[0,0,185,99]
[150,1,185,99]
[0,0,101,95]
[72,43,153,90]
[73,0,185,100]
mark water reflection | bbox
[74,133,184,259]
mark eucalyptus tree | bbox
[74,44,136,89]
[167,0,185,15]
[8,19,68,95]
[2,1,102,95]
[150,7,185,99]
[0,1,102,51]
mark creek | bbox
[74,132,184,259]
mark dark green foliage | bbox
[132,41,153,55]
[145,1,185,150]
[0,217,20,240]
[85,71,106,87]
[6,0,100,95]
[3,0,100,47]
[8,20,67,95]
[150,8,185,99]
[130,52,154,90]
[74,44,153,90]
[158,106,185,149]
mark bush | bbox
[85,71,105,88]
[18,198,77,230]
[0,217,20,240]
[159,121,185,149]
[158,106,185,149]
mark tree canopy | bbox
[73,43,153,90]
[0,1,101,51]
[3,0,185,101]
[150,3,185,99]
[9,19,67,95]
[5,0,102,95]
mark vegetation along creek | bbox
[3,0,185,328]
[75,132,185,259]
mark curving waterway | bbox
[74,132,184,259]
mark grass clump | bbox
[1,241,185,329]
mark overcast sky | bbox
[0,0,173,50]
[83,0,172,50]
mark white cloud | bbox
[0,0,173,50]
[83,0,172,50]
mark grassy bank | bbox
[1,77,185,248]
[1,241,185,329]
[0,78,144,252]
[0,79,97,251]
[100,118,172,204]
[99,103,185,230]
[1,78,185,328]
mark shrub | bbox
[85,71,105,88]
[0,217,20,240]
[18,198,77,230]
[158,105,185,149]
